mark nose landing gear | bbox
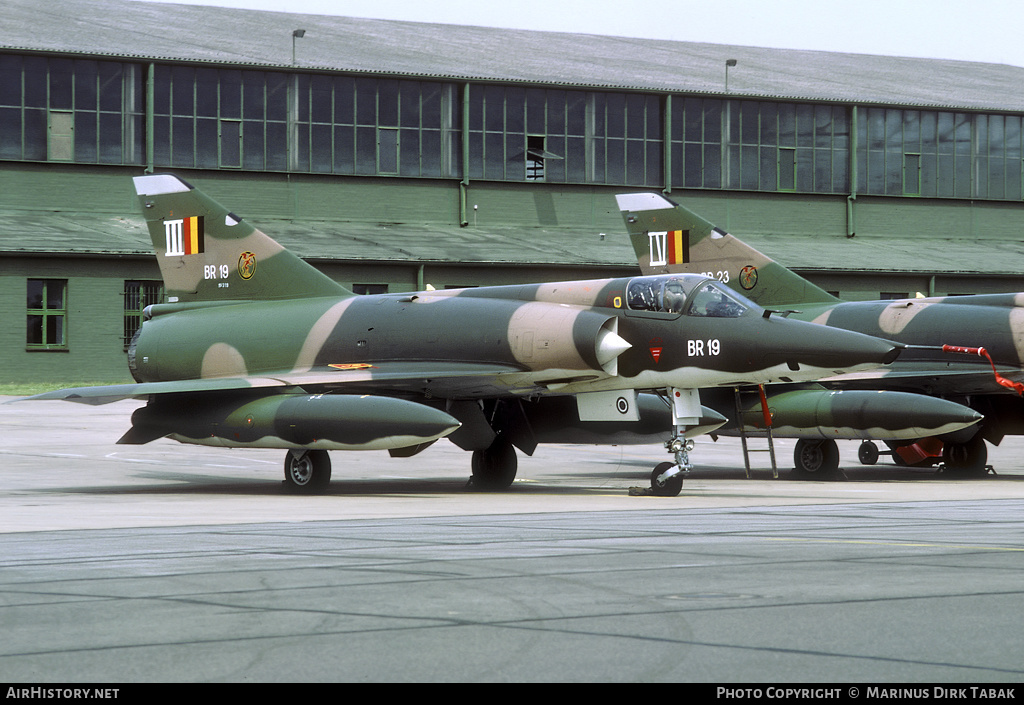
[644,388,701,497]
[650,433,694,497]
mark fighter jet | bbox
[18,175,903,496]
[616,192,1005,478]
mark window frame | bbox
[26,279,69,352]
[123,280,163,351]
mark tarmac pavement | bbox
[1,397,1023,682]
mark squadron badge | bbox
[739,265,758,290]
[238,251,257,280]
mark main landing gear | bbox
[283,449,332,493]
[792,438,840,479]
[941,434,989,476]
[470,436,518,490]
[857,435,989,476]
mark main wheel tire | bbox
[284,450,332,493]
[942,435,988,476]
[792,439,840,480]
[650,461,683,497]
[471,437,517,490]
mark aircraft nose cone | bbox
[767,317,900,372]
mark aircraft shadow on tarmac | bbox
[593,455,1024,482]
[36,471,633,497]
[34,462,1022,500]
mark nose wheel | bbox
[650,434,693,497]
[650,462,684,497]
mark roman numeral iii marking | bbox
[164,217,204,256]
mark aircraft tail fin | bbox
[615,192,838,307]
[133,174,351,304]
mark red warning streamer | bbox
[757,384,773,428]
[942,345,1024,396]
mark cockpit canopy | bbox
[625,274,754,318]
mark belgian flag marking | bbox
[183,216,204,255]
[163,217,205,256]
[667,230,688,265]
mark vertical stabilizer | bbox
[615,193,837,307]
[134,174,350,303]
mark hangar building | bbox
[3,0,1024,382]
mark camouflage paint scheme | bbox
[617,192,1008,476]
[20,176,903,495]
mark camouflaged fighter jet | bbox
[617,192,1002,478]
[19,175,903,497]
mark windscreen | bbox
[686,281,752,318]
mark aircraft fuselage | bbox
[129,274,899,399]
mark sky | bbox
[136,0,1024,68]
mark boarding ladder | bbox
[734,386,778,478]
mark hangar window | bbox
[48,110,74,161]
[859,108,985,199]
[525,134,563,181]
[973,114,1024,201]
[0,55,142,166]
[219,119,241,168]
[378,127,399,174]
[353,284,388,295]
[671,99,849,195]
[587,92,662,186]
[26,279,68,351]
[778,147,796,191]
[322,77,454,177]
[123,281,163,350]
[293,76,457,178]
[154,66,287,170]
[674,97,722,189]
[904,153,921,195]
[467,86,653,185]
